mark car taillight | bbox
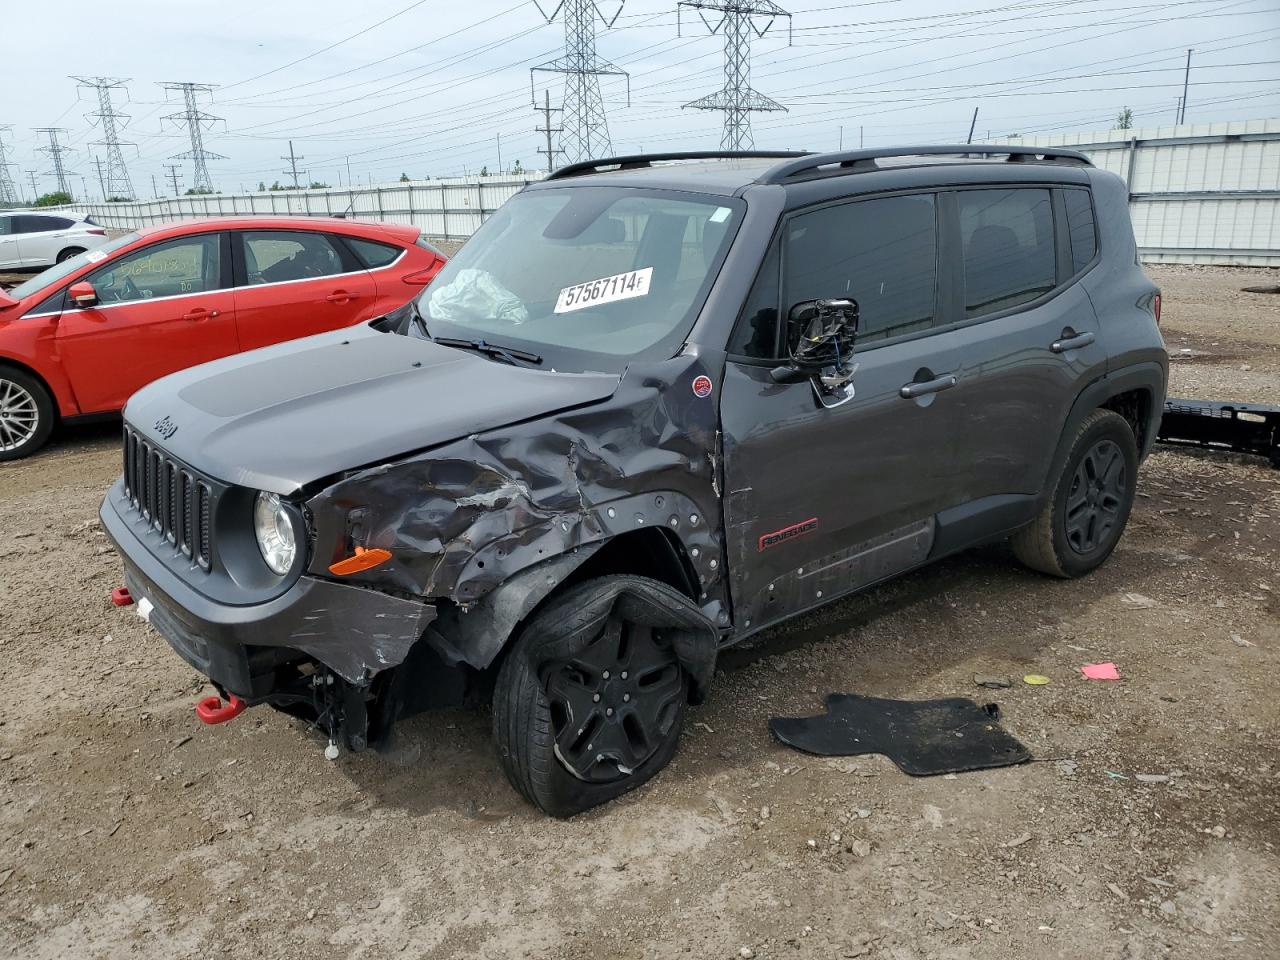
[1153,293,1162,326]
[87,228,107,236]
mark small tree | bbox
[1115,107,1134,130]
[185,187,213,196]
[399,173,411,182]
[257,181,267,192]
[106,195,130,203]
[480,166,489,177]
[512,159,524,175]
[268,180,287,191]
[309,181,331,189]
[34,191,73,207]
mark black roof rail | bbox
[760,144,1092,183]
[546,150,810,181]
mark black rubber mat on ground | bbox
[769,694,1032,776]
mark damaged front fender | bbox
[304,353,732,630]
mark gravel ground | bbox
[0,265,1277,960]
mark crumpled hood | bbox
[123,324,620,493]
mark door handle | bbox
[1051,331,1096,353]
[326,290,354,304]
[182,308,219,321]
[900,374,957,399]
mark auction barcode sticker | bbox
[554,267,653,314]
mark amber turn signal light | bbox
[329,547,392,576]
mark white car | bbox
[0,212,110,270]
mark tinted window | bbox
[243,231,344,283]
[958,188,1056,318]
[1063,188,1097,274]
[86,234,222,304]
[13,215,58,234]
[728,241,781,358]
[346,236,402,268]
[782,194,937,344]
[0,216,10,236]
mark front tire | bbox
[492,576,690,818]
[1011,409,1138,578]
[0,366,55,461]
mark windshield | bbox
[7,232,140,301]
[415,187,742,373]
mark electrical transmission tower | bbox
[0,125,19,206]
[530,0,630,163]
[678,0,791,150]
[158,82,226,194]
[282,141,304,188]
[34,127,75,197]
[73,76,136,200]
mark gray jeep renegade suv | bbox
[102,146,1167,816]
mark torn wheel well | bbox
[563,528,699,600]
[1102,388,1151,450]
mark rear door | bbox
[720,192,964,631]
[0,216,17,268]
[942,186,1107,502]
[232,229,377,350]
[54,232,238,412]
[14,214,74,266]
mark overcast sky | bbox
[3,0,1278,199]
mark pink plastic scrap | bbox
[1081,662,1121,681]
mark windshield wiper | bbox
[433,337,542,367]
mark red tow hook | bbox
[195,694,248,725]
[111,586,134,606]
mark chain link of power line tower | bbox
[0,125,19,205]
[159,82,227,194]
[678,0,791,150]
[34,127,75,198]
[72,76,136,201]
[530,0,629,164]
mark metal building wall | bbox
[985,119,1280,265]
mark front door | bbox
[233,229,378,350]
[721,192,964,632]
[55,232,238,412]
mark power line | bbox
[34,128,75,197]
[678,0,793,149]
[72,76,136,200]
[159,82,226,193]
[531,0,630,162]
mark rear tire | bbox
[56,247,85,263]
[492,576,690,818]
[0,365,55,461]
[1011,409,1138,578]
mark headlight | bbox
[253,492,297,575]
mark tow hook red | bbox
[196,694,247,725]
[111,586,134,606]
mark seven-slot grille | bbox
[122,426,213,570]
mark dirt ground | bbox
[1,265,1277,960]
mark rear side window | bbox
[1063,188,1097,274]
[14,215,69,234]
[0,217,10,236]
[958,188,1055,319]
[781,194,938,344]
[346,236,403,268]
[242,231,345,283]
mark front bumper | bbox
[100,489,438,694]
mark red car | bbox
[0,216,446,459]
